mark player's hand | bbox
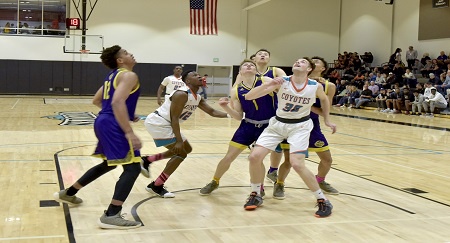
[171,141,185,155]
[325,121,337,134]
[125,132,142,150]
[272,77,284,85]
[218,97,230,106]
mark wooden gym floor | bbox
[0,96,449,243]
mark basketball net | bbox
[80,49,90,58]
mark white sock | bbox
[251,183,261,196]
[313,189,327,200]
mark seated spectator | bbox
[335,85,359,107]
[413,59,423,75]
[354,84,373,108]
[421,59,433,78]
[368,72,377,82]
[436,70,450,95]
[420,53,431,66]
[329,69,341,83]
[415,83,424,94]
[375,73,386,86]
[399,87,414,115]
[411,90,424,116]
[333,84,350,106]
[383,88,396,113]
[342,66,355,81]
[368,81,379,97]
[402,69,417,88]
[385,88,401,113]
[381,64,392,76]
[3,22,11,34]
[386,72,396,89]
[428,73,440,85]
[437,51,448,62]
[375,88,388,112]
[422,87,448,116]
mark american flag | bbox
[190,0,218,35]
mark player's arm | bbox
[217,89,243,120]
[311,80,336,116]
[167,91,189,155]
[112,71,142,149]
[92,86,103,109]
[316,84,336,134]
[198,98,229,118]
[275,67,287,77]
[245,77,280,100]
[157,77,170,105]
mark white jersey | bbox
[161,75,185,95]
[155,86,201,123]
[276,76,319,119]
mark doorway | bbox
[197,66,232,98]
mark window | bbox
[0,0,67,36]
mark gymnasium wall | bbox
[0,0,449,95]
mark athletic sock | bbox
[316,175,325,183]
[66,186,79,196]
[250,183,261,196]
[213,177,220,184]
[313,189,327,200]
[106,204,122,216]
[276,179,284,185]
[268,167,278,173]
[154,172,170,186]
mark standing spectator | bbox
[389,48,402,67]
[405,46,418,70]
[392,63,405,85]
[199,74,208,100]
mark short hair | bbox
[181,70,196,82]
[100,45,121,69]
[303,57,316,76]
[255,48,271,56]
[311,56,328,75]
[249,54,256,60]
[239,59,256,69]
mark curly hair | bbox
[100,45,121,69]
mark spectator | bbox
[436,70,450,95]
[361,52,374,68]
[400,87,414,115]
[411,90,424,116]
[428,73,439,85]
[3,22,11,33]
[420,53,431,66]
[389,48,402,67]
[386,72,396,89]
[421,59,433,78]
[382,89,396,113]
[354,84,373,108]
[375,89,388,112]
[415,83,424,94]
[422,87,448,116]
[386,88,401,113]
[405,46,418,70]
[329,69,341,83]
[402,68,417,88]
[413,59,424,75]
[198,74,208,100]
[333,84,350,106]
[392,63,405,85]
[368,81,379,97]
[437,51,448,62]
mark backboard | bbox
[63,34,104,54]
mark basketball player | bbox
[233,49,287,183]
[273,56,339,200]
[156,65,185,106]
[143,70,229,198]
[244,57,336,218]
[199,59,279,196]
[53,45,143,229]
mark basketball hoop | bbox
[80,49,90,58]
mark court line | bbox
[74,216,450,237]
[332,146,450,179]
[0,235,65,241]
[10,99,20,110]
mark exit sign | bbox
[213,58,219,62]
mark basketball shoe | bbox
[53,189,83,206]
[244,192,263,210]
[273,182,285,200]
[140,156,151,178]
[319,181,339,195]
[98,210,142,229]
[199,180,219,195]
[146,181,175,198]
[314,199,333,218]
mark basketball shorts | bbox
[144,112,187,147]
[230,120,282,152]
[92,114,141,166]
[256,117,313,154]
